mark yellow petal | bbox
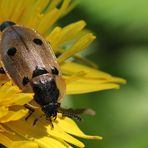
[61,62,126,94]
[3,111,101,148]
[4,117,72,148]
[37,0,73,35]
[0,82,20,101]
[56,116,102,140]
[62,62,110,78]
[47,0,62,11]
[4,93,33,106]
[10,141,38,148]
[0,109,28,123]
[0,0,12,21]
[35,137,71,148]
[66,83,121,94]
[10,0,31,23]
[46,124,85,147]
[72,54,98,69]
[57,0,72,16]
[25,0,49,28]
[0,106,8,118]
[47,20,86,50]
[62,0,80,16]
[37,8,60,34]
[58,33,96,63]
[0,82,33,106]
[46,26,62,46]
[0,133,12,147]
[18,0,37,24]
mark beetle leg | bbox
[53,116,57,121]
[45,116,54,128]
[24,104,35,120]
[49,118,54,129]
[33,114,46,126]
[33,118,38,126]
[0,67,6,74]
[33,114,44,126]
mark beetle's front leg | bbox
[24,104,35,120]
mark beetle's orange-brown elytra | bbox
[0,21,85,126]
[0,21,67,124]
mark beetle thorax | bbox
[31,74,60,106]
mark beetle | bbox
[0,21,84,126]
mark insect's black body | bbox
[31,73,60,118]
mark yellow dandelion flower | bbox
[0,0,125,148]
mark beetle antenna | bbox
[58,107,96,121]
[58,108,82,121]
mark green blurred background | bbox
[60,0,148,148]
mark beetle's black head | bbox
[42,102,60,119]
[0,21,15,32]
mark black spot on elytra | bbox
[22,76,30,86]
[32,67,48,78]
[7,47,16,56]
[0,21,15,32]
[0,67,5,74]
[55,52,61,58]
[51,67,59,75]
[33,38,43,45]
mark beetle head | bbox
[41,102,60,119]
